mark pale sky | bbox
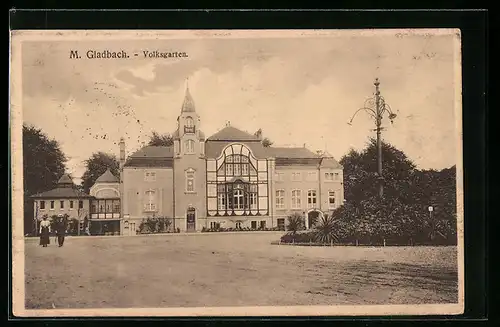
[21,31,460,185]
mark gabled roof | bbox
[31,187,93,199]
[267,147,319,159]
[320,155,343,169]
[129,146,174,158]
[95,168,119,183]
[124,145,174,168]
[207,126,261,142]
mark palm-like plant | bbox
[286,213,304,234]
[312,214,339,244]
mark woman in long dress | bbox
[39,216,51,247]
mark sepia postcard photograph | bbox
[10,29,464,317]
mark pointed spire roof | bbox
[57,174,74,186]
[95,168,119,183]
[181,81,196,113]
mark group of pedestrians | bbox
[39,216,67,247]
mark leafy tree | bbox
[23,124,67,235]
[340,138,417,204]
[148,131,174,146]
[81,152,120,193]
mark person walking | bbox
[39,216,51,247]
[56,216,67,247]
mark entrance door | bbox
[308,210,320,229]
[186,207,196,232]
[129,222,136,236]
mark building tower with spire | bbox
[172,84,207,231]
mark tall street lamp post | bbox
[348,78,397,198]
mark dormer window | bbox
[184,116,195,134]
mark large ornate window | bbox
[206,143,269,216]
[216,181,258,212]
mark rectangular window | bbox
[144,171,156,182]
[275,172,284,181]
[144,190,157,212]
[250,193,257,210]
[234,163,241,176]
[241,163,249,175]
[276,190,285,209]
[91,203,97,213]
[78,200,84,209]
[60,201,64,209]
[98,200,105,213]
[40,201,45,210]
[217,193,226,211]
[114,201,121,213]
[307,190,317,208]
[328,191,336,209]
[307,171,318,181]
[291,190,302,209]
[260,220,266,229]
[291,172,301,181]
[50,201,55,210]
[325,172,334,181]
[69,200,74,209]
[225,164,233,175]
[106,201,113,213]
[233,188,244,210]
[251,221,257,229]
[335,172,340,180]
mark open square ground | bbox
[24,232,458,309]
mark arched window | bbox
[184,117,195,133]
[185,140,195,154]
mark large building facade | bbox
[119,87,345,236]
